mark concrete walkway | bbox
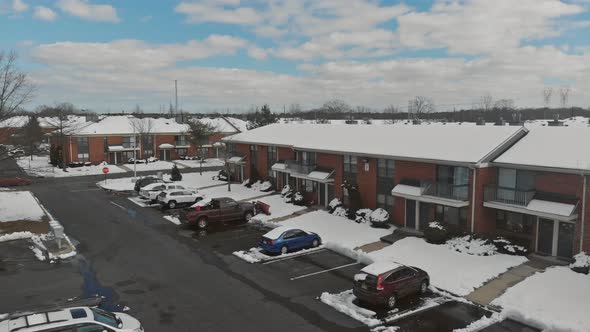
[465,262,543,306]
[265,207,316,222]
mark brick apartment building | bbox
[57,115,246,165]
[224,123,590,259]
[0,115,87,145]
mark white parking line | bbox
[70,188,102,192]
[110,201,127,210]
[290,262,361,281]
[262,248,327,265]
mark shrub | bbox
[281,185,292,197]
[170,165,182,181]
[424,221,449,244]
[332,206,348,218]
[570,252,590,274]
[251,180,273,192]
[447,235,497,256]
[214,169,228,181]
[293,192,305,206]
[328,198,342,213]
[492,237,528,256]
[355,209,372,223]
[370,208,390,227]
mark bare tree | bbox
[559,87,570,109]
[288,103,302,113]
[543,88,553,108]
[44,103,85,170]
[0,51,35,122]
[186,119,217,175]
[17,115,44,160]
[408,96,435,120]
[130,117,154,159]
[479,93,494,112]
[322,99,351,113]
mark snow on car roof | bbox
[263,226,306,240]
[361,261,403,276]
[224,124,524,164]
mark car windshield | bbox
[90,307,118,328]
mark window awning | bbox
[287,168,335,183]
[271,163,287,171]
[227,156,245,164]
[308,171,332,181]
[108,145,138,152]
[391,184,469,208]
[158,143,174,149]
[484,198,578,221]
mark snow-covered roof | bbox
[271,163,287,171]
[361,261,402,276]
[308,171,332,180]
[0,115,87,129]
[526,199,577,217]
[494,127,590,171]
[225,123,524,164]
[391,184,423,197]
[76,116,188,135]
[158,143,174,149]
[195,117,248,133]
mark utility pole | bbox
[175,80,178,115]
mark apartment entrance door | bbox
[406,200,416,229]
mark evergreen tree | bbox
[247,104,277,129]
[170,164,182,181]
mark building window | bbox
[435,205,467,227]
[268,146,278,178]
[378,159,395,178]
[77,137,89,162]
[103,137,108,153]
[227,143,236,154]
[302,179,317,193]
[298,151,316,165]
[437,165,469,185]
[200,147,209,157]
[250,145,258,167]
[377,194,394,211]
[498,168,535,190]
[175,135,188,146]
[496,211,534,234]
[142,135,153,157]
[343,155,357,184]
[122,136,136,149]
[122,150,135,161]
[176,148,188,157]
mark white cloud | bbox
[247,46,268,60]
[33,6,57,21]
[175,1,261,25]
[56,0,119,23]
[12,0,28,12]
[18,40,34,46]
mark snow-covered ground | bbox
[368,237,527,296]
[97,171,224,191]
[123,160,181,171]
[233,246,325,263]
[197,183,272,202]
[492,266,590,331]
[173,158,225,168]
[17,156,126,178]
[264,210,392,251]
[250,195,307,222]
[0,191,47,222]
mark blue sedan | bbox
[259,228,322,254]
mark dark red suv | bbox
[353,262,429,308]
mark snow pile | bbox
[163,215,181,225]
[493,267,590,331]
[428,221,444,230]
[329,198,342,209]
[281,185,291,196]
[492,237,527,256]
[250,180,273,192]
[370,208,389,222]
[371,327,399,332]
[233,246,325,264]
[0,191,46,222]
[446,236,497,256]
[319,290,382,326]
[249,195,307,222]
[98,171,223,191]
[0,231,34,242]
[452,313,501,332]
[570,251,590,268]
[271,211,392,251]
[355,209,373,223]
[369,237,527,296]
[17,156,126,178]
[199,183,273,201]
[332,206,348,218]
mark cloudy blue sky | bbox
[1,0,590,113]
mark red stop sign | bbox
[102,167,109,174]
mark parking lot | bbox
[0,171,540,332]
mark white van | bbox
[0,307,143,332]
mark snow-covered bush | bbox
[355,209,372,223]
[447,235,497,256]
[242,179,251,187]
[170,164,182,181]
[281,185,291,197]
[332,206,348,218]
[293,192,305,206]
[492,237,528,256]
[369,208,389,227]
[424,221,449,244]
[259,181,273,192]
[328,198,342,213]
[570,252,590,274]
[213,169,228,182]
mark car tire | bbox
[280,246,288,255]
[387,294,397,309]
[312,239,320,248]
[197,217,208,229]
[420,280,429,294]
[168,200,177,209]
[244,211,254,221]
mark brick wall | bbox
[394,160,436,183]
[357,157,377,209]
[278,146,295,161]
[473,167,498,234]
[317,153,343,198]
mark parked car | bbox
[7,148,25,157]
[259,228,321,254]
[0,177,31,187]
[157,189,204,209]
[140,183,191,202]
[180,197,255,229]
[134,176,165,192]
[353,262,429,308]
[0,306,143,332]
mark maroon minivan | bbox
[353,262,429,308]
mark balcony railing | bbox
[285,160,316,175]
[423,182,469,201]
[484,185,536,207]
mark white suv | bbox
[157,189,204,209]
[0,306,143,332]
[139,183,190,202]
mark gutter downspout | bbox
[69,137,73,163]
[581,174,587,252]
[471,166,477,233]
